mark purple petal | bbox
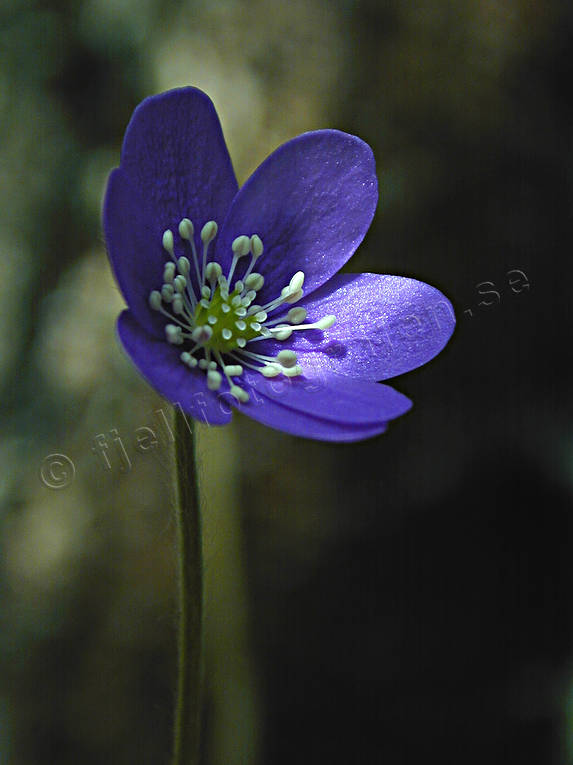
[239,369,411,425]
[117,311,232,426]
[119,87,238,233]
[257,273,456,381]
[103,169,166,336]
[215,130,378,304]
[228,389,389,442]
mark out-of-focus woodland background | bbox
[1,0,572,763]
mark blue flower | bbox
[103,87,455,441]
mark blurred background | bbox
[0,0,572,762]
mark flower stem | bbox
[173,408,203,765]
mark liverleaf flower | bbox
[103,87,455,441]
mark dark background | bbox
[1,0,571,763]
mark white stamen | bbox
[277,349,298,368]
[191,325,213,344]
[250,234,263,258]
[222,328,232,341]
[201,220,218,244]
[163,262,176,282]
[162,229,174,256]
[200,221,218,286]
[166,324,183,345]
[283,365,302,377]
[174,275,187,293]
[287,307,307,324]
[285,315,336,332]
[178,218,194,240]
[315,314,336,329]
[223,364,243,376]
[179,218,202,286]
[245,272,264,292]
[161,283,174,302]
[272,325,293,341]
[177,256,190,276]
[261,365,281,377]
[228,235,251,286]
[289,271,305,292]
[235,320,247,331]
[207,369,222,390]
[285,288,303,304]
[205,262,222,284]
[230,385,249,403]
[149,291,162,310]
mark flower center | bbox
[148,218,335,403]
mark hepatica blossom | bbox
[103,87,455,441]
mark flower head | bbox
[103,87,455,441]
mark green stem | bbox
[172,408,203,765]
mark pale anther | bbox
[205,262,222,282]
[222,328,232,341]
[224,365,243,376]
[207,370,222,390]
[286,288,303,304]
[178,218,194,240]
[289,271,305,292]
[230,385,249,403]
[201,220,218,243]
[261,365,280,378]
[232,235,251,256]
[149,291,162,310]
[273,326,293,340]
[162,229,174,255]
[287,307,307,324]
[177,256,190,276]
[245,273,264,291]
[283,365,303,377]
[174,275,187,293]
[314,315,336,329]
[277,350,298,368]
[191,325,213,343]
[164,262,176,282]
[161,284,174,302]
[250,234,263,258]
